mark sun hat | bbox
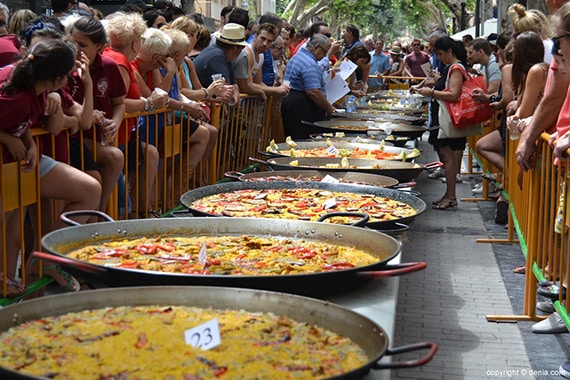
[389,46,401,55]
[217,23,247,46]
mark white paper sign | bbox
[325,75,350,104]
[198,243,207,267]
[184,318,221,350]
[321,175,340,183]
[324,197,337,210]
[337,58,358,81]
[326,144,339,154]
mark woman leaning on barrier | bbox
[0,40,79,296]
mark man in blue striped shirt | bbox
[281,34,336,139]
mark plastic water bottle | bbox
[346,96,356,113]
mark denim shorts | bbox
[39,155,58,178]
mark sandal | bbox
[512,266,526,274]
[34,263,80,292]
[0,273,26,298]
[432,195,447,206]
[432,197,457,210]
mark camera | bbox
[489,95,500,103]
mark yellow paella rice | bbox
[63,235,380,275]
[0,305,369,379]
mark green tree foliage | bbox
[278,0,460,41]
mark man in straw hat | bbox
[194,23,246,106]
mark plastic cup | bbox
[211,73,223,82]
[100,120,114,146]
[507,117,520,140]
[283,80,290,86]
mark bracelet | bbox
[144,98,149,111]
[202,88,208,99]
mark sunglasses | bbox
[412,43,420,47]
[324,33,332,38]
[552,33,570,56]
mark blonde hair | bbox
[509,4,550,39]
[105,12,147,50]
[162,28,189,56]
[138,27,171,60]
[8,9,36,36]
[168,16,199,38]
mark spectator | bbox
[257,12,282,87]
[416,36,474,210]
[281,33,335,139]
[509,3,553,64]
[51,0,78,18]
[164,6,184,23]
[8,9,36,37]
[66,16,126,214]
[368,38,390,91]
[462,34,473,47]
[340,24,363,58]
[193,23,244,105]
[404,38,430,80]
[245,20,257,43]
[468,38,502,103]
[143,10,167,29]
[363,36,374,52]
[270,36,286,85]
[188,24,210,59]
[103,11,164,218]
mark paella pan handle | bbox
[60,210,115,226]
[393,181,417,189]
[372,342,438,370]
[357,261,427,278]
[224,171,245,180]
[31,251,108,275]
[317,212,370,227]
[248,157,275,171]
[424,161,444,170]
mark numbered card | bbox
[326,144,339,155]
[198,243,207,267]
[184,318,221,350]
[324,197,337,210]
[321,175,340,184]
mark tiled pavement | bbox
[393,138,570,379]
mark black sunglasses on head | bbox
[552,33,570,56]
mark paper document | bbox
[337,58,358,81]
[325,75,350,104]
[420,62,433,77]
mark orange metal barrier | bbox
[486,132,570,324]
[0,95,281,299]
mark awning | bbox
[451,18,498,39]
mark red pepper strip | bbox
[135,244,157,255]
[118,261,139,269]
[235,253,247,260]
[297,250,317,259]
[205,258,221,267]
[251,205,267,212]
[268,246,282,252]
[135,332,148,348]
[156,243,175,251]
[322,262,356,271]
[100,248,130,257]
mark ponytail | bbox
[1,39,75,94]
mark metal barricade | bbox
[486,133,570,324]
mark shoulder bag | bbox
[445,64,494,129]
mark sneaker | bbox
[441,174,464,183]
[472,183,483,194]
[560,362,570,379]
[537,300,555,314]
[531,313,569,334]
[427,167,445,179]
[481,172,497,181]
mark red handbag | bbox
[446,64,494,129]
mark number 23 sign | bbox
[184,318,221,350]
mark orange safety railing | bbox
[0,95,280,301]
[486,132,570,324]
